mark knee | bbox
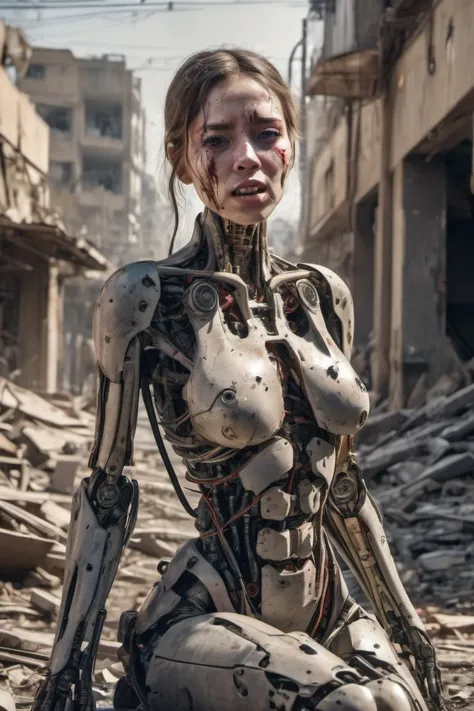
[316,684,378,710]
[315,679,414,711]
[365,679,414,711]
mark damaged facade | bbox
[17,47,173,392]
[303,0,474,407]
[0,22,108,394]
[19,48,167,265]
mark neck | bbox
[223,220,258,277]
[202,210,272,291]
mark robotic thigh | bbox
[144,612,420,711]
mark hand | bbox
[32,673,72,711]
[32,669,96,711]
[408,627,446,711]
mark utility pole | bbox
[288,37,303,89]
[300,17,308,182]
[299,16,308,246]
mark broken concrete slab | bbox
[0,690,15,711]
[427,383,474,421]
[0,528,55,572]
[39,500,71,529]
[360,437,427,478]
[48,455,82,495]
[355,409,411,447]
[417,549,467,572]
[403,452,474,494]
[0,500,67,541]
[0,378,83,428]
[0,628,54,654]
[441,413,474,442]
[30,588,61,617]
[129,531,177,558]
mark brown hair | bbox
[164,48,298,252]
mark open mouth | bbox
[232,185,267,196]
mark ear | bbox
[176,164,193,185]
[167,143,193,185]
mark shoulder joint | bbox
[93,261,161,382]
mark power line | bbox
[7,8,170,26]
[0,1,306,7]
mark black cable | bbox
[140,376,198,518]
[0,1,306,7]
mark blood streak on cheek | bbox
[199,152,221,211]
[272,145,289,187]
[272,146,287,168]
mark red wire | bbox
[221,294,234,311]
[186,469,241,486]
[200,492,263,540]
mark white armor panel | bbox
[183,280,285,449]
[135,540,235,635]
[93,261,161,383]
[307,438,336,485]
[316,686,378,711]
[260,487,295,520]
[299,263,355,360]
[146,612,363,711]
[238,437,294,494]
[298,478,324,515]
[256,522,314,561]
[260,560,319,633]
[266,274,370,436]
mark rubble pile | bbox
[357,381,474,609]
[0,376,196,710]
[0,374,473,709]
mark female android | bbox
[33,49,444,711]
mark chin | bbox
[221,202,278,226]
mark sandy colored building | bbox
[0,22,109,394]
[18,47,148,265]
[303,0,474,407]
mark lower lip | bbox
[231,190,270,205]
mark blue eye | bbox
[203,135,226,148]
[258,129,281,141]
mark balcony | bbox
[81,99,124,153]
[307,49,380,99]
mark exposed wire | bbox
[140,376,198,519]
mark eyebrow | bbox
[203,122,233,132]
[202,117,283,132]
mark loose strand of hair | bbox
[168,170,180,256]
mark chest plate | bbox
[181,270,369,449]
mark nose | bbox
[234,140,261,172]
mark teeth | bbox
[235,186,261,195]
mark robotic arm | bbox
[33,263,161,711]
[325,436,445,710]
[296,265,445,708]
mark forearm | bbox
[326,439,445,706]
[326,438,424,641]
[34,341,142,711]
[49,474,136,674]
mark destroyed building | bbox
[18,47,162,266]
[0,22,109,394]
[302,0,474,407]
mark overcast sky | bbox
[2,0,321,246]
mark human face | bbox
[182,75,293,225]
